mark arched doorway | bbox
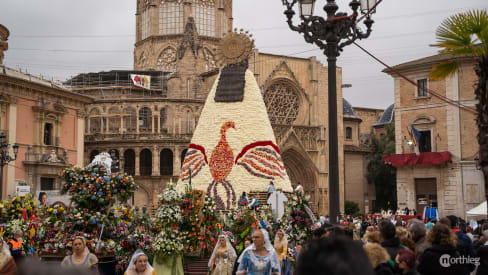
[124,149,135,176]
[160,149,173,176]
[140,149,152,176]
[281,149,318,211]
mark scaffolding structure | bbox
[65,70,170,97]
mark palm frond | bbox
[429,61,459,80]
[433,9,488,56]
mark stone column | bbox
[6,102,17,198]
[136,107,140,133]
[135,148,141,176]
[152,146,159,176]
[120,113,124,134]
[151,114,155,133]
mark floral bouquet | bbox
[152,230,185,263]
[60,166,138,211]
[284,192,315,245]
[115,225,154,272]
[230,208,259,253]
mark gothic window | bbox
[123,107,137,132]
[142,9,150,40]
[159,1,184,35]
[44,123,53,145]
[157,47,177,72]
[192,0,216,37]
[124,149,136,176]
[160,149,173,176]
[263,81,300,125]
[160,107,168,133]
[140,149,153,176]
[139,107,152,132]
[203,48,216,71]
[108,107,120,132]
[89,108,101,133]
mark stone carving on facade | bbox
[45,150,61,163]
[272,125,321,152]
[262,61,309,103]
[203,47,217,71]
[177,17,201,59]
[157,47,177,72]
[264,81,300,125]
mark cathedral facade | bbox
[72,0,345,215]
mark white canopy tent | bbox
[466,201,487,219]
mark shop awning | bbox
[383,151,452,167]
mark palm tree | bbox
[430,9,488,212]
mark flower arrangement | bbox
[229,208,259,252]
[152,230,185,263]
[284,192,315,245]
[179,189,204,254]
[199,196,220,256]
[5,194,38,221]
[115,224,153,272]
[60,165,137,210]
[153,183,185,263]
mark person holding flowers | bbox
[61,236,98,271]
[209,234,237,275]
[124,250,156,275]
[237,229,280,275]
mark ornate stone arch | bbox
[157,47,177,72]
[281,147,318,209]
[263,78,303,125]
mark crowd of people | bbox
[2,190,488,275]
[297,214,488,275]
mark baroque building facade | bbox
[70,0,345,215]
[0,24,92,200]
[384,53,485,218]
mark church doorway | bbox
[281,149,317,211]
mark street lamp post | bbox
[281,0,376,224]
[0,133,19,199]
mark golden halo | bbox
[215,30,254,65]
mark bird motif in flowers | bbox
[180,121,287,210]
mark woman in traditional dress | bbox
[125,250,156,275]
[61,236,98,270]
[209,235,237,275]
[237,229,280,275]
[0,238,17,275]
[273,230,288,263]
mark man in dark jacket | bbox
[446,215,476,275]
[380,220,404,260]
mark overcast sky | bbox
[1,0,487,109]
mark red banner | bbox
[383,151,452,167]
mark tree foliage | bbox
[367,124,396,212]
[344,200,360,216]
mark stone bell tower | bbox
[133,0,233,73]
